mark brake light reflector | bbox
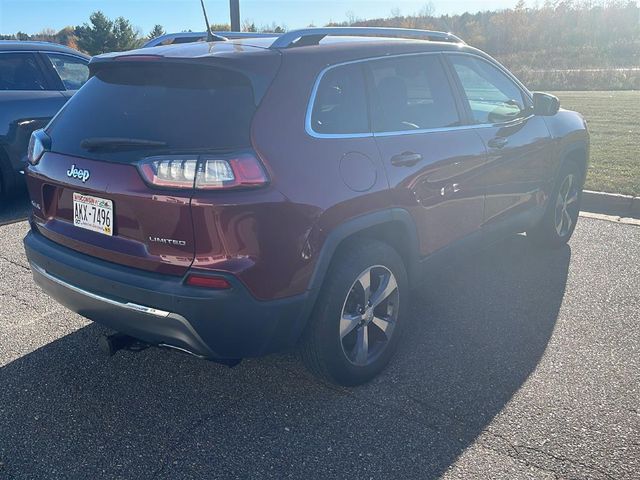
[113,55,163,62]
[195,153,268,190]
[230,155,268,184]
[201,159,235,184]
[186,274,232,289]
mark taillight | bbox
[138,152,268,190]
[27,129,51,166]
[139,156,198,188]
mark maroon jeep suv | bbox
[23,28,589,385]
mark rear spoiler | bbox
[87,51,282,106]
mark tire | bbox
[0,148,15,198]
[300,238,408,386]
[527,160,584,249]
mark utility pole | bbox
[230,0,240,31]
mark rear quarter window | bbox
[310,63,369,135]
[45,53,89,90]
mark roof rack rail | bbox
[142,31,274,48]
[269,27,465,49]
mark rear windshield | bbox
[47,63,256,160]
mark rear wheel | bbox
[527,160,584,248]
[300,239,408,386]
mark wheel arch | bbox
[295,208,420,341]
[303,208,420,309]
[558,141,589,185]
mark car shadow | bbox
[0,190,30,225]
[0,234,570,479]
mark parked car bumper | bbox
[24,228,309,359]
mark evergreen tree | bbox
[112,16,141,51]
[148,24,166,40]
[75,11,114,55]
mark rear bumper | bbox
[24,229,310,359]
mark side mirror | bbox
[532,92,560,116]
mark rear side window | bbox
[449,55,527,124]
[0,53,47,91]
[45,53,89,90]
[47,63,257,160]
[367,55,460,133]
[310,63,369,135]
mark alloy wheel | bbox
[339,265,399,366]
[554,173,579,237]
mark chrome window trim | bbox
[30,263,172,318]
[305,56,377,139]
[373,123,493,137]
[0,50,41,55]
[305,50,534,140]
[0,50,88,62]
[41,51,90,63]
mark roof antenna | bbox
[199,0,226,42]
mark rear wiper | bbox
[80,137,168,151]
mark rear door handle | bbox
[488,137,508,149]
[391,152,422,167]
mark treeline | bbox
[212,21,286,34]
[2,1,639,88]
[333,0,640,89]
[336,1,639,66]
[0,11,285,56]
[0,12,152,55]
[3,1,639,63]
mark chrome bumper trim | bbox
[30,263,171,318]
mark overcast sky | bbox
[0,0,522,36]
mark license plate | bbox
[73,192,113,236]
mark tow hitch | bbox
[99,333,242,367]
[99,332,149,356]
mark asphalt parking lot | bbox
[0,193,30,226]
[0,212,638,479]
